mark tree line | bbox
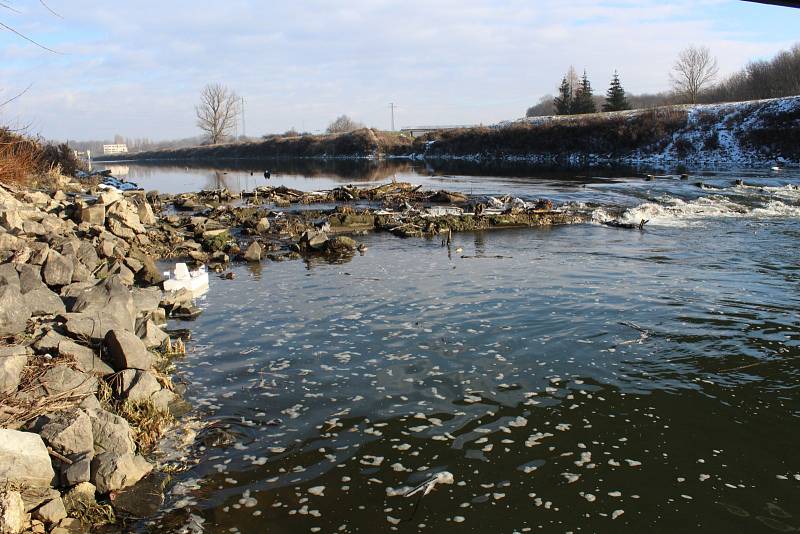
[528,42,800,118]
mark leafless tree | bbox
[671,45,719,104]
[195,83,239,144]
[326,115,364,134]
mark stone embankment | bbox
[0,176,582,532]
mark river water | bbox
[110,161,800,533]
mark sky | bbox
[1,0,798,141]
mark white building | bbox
[103,144,129,155]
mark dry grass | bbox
[115,399,173,452]
[0,354,93,430]
[0,128,41,187]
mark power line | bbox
[389,102,396,131]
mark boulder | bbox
[137,320,168,349]
[63,312,130,342]
[327,235,357,253]
[104,330,152,371]
[91,452,153,494]
[79,203,104,225]
[32,497,66,525]
[0,286,30,335]
[17,264,44,293]
[22,220,46,236]
[62,454,92,486]
[0,429,56,489]
[70,261,92,284]
[32,330,65,354]
[87,409,135,456]
[28,243,49,265]
[98,189,122,207]
[62,482,95,514]
[0,209,24,233]
[25,287,66,316]
[0,263,19,289]
[107,218,136,241]
[0,233,23,252]
[23,365,97,400]
[58,340,114,376]
[137,201,156,225]
[151,388,177,412]
[300,229,328,250]
[243,241,262,262]
[131,287,162,316]
[116,369,162,402]
[0,346,28,395]
[255,217,270,233]
[75,242,99,272]
[0,491,25,534]
[38,408,94,457]
[42,250,74,287]
[69,276,135,331]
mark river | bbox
[102,161,800,533]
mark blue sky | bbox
[1,0,798,141]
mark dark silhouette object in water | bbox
[602,218,649,230]
[264,170,271,179]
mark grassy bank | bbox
[101,96,800,166]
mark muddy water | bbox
[141,164,799,533]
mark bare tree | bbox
[326,115,364,134]
[195,83,239,144]
[671,45,719,104]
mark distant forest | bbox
[526,43,800,117]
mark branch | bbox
[0,83,33,108]
[0,21,62,53]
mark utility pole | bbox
[389,102,396,131]
[241,96,246,139]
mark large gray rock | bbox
[24,365,97,399]
[69,276,135,331]
[0,429,56,489]
[38,408,94,457]
[0,285,30,335]
[0,490,25,534]
[137,319,168,349]
[79,203,105,226]
[131,287,162,316]
[57,340,113,376]
[43,250,73,287]
[0,346,28,395]
[87,409,135,456]
[243,241,262,262]
[105,330,152,371]
[25,287,66,316]
[116,369,162,403]
[0,263,19,289]
[63,312,130,342]
[17,263,44,293]
[255,217,270,233]
[91,452,152,494]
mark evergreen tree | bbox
[553,77,572,115]
[572,71,596,114]
[603,71,630,112]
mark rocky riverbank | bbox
[0,175,581,533]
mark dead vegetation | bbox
[0,127,84,187]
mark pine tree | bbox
[572,71,596,114]
[603,71,630,112]
[553,77,572,115]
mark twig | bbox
[47,447,73,465]
[0,21,62,54]
[39,0,63,18]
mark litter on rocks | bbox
[163,263,209,295]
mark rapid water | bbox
[127,162,800,533]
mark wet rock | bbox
[300,229,328,250]
[109,471,168,517]
[25,287,66,316]
[104,329,152,371]
[0,285,30,335]
[0,346,28,394]
[87,409,135,456]
[327,235,357,253]
[0,490,25,534]
[255,217,270,233]
[43,250,74,287]
[38,408,94,457]
[243,241,262,262]
[117,369,162,402]
[170,303,202,320]
[0,429,56,489]
[91,452,153,494]
[32,497,67,525]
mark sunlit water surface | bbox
[123,162,800,533]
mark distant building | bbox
[102,144,128,155]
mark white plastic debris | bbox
[163,262,209,295]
